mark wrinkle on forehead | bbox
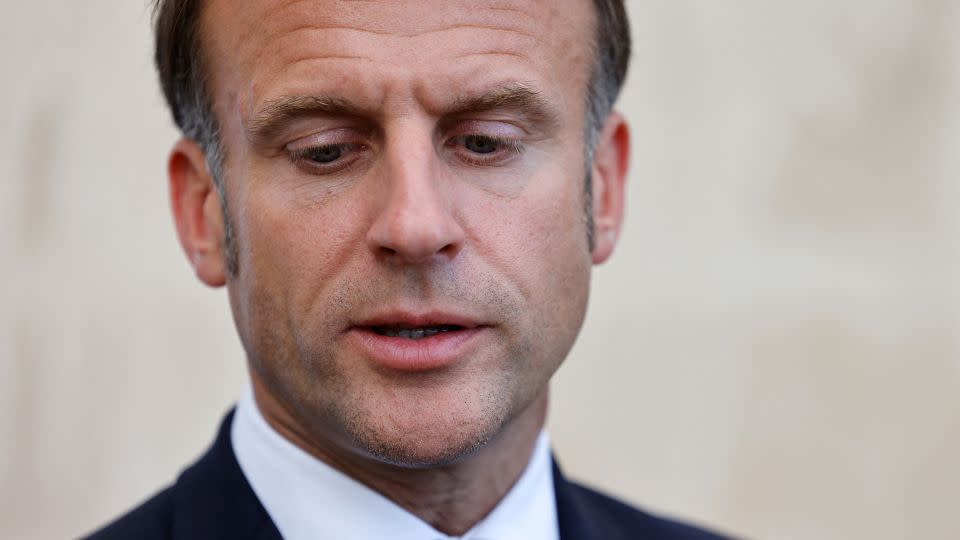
[201,0,593,133]
[265,22,541,74]
[206,0,578,64]
[248,8,551,74]
[255,0,547,38]
[266,21,545,43]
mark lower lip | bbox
[345,327,486,371]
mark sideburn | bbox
[217,184,240,277]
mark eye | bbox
[449,134,523,166]
[295,143,355,164]
[463,135,500,154]
[288,142,363,174]
[307,145,344,163]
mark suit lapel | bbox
[171,410,283,540]
[553,458,602,540]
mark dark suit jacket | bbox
[84,411,731,539]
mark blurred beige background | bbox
[2,1,958,538]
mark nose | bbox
[366,134,465,265]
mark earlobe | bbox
[168,138,228,287]
[590,111,630,265]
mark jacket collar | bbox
[171,410,281,540]
[172,410,595,540]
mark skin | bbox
[168,0,629,534]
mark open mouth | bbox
[369,325,465,339]
[348,314,485,370]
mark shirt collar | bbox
[231,386,559,540]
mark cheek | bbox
[515,179,592,394]
[530,183,592,327]
[241,174,360,275]
[231,173,369,341]
[522,172,592,281]
[468,171,593,356]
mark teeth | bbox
[374,325,460,339]
[407,329,425,339]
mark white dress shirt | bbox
[231,387,560,540]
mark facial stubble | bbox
[221,167,591,469]
[237,259,547,468]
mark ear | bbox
[168,138,228,287]
[590,111,630,264]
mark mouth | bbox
[369,324,465,339]
[347,312,488,371]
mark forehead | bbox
[200,0,595,122]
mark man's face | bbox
[192,0,621,466]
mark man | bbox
[87,0,729,538]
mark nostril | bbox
[437,242,461,257]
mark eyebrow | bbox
[245,83,559,145]
[442,84,559,129]
[246,96,365,145]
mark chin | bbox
[357,431,490,469]
[341,393,511,468]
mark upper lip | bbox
[351,309,485,330]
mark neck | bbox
[252,380,549,536]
